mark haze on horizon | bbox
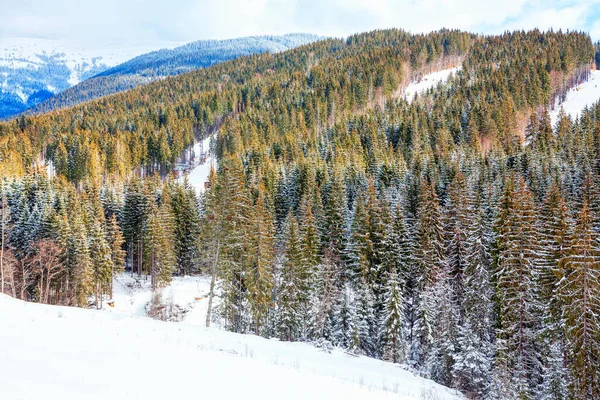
[1,0,599,51]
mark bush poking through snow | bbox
[146,291,188,322]
[312,338,334,353]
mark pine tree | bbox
[170,180,201,275]
[144,194,176,291]
[380,271,405,363]
[89,222,113,308]
[412,178,445,368]
[444,172,471,312]
[277,213,303,341]
[332,284,356,349]
[494,176,542,398]
[68,214,93,307]
[122,178,149,275]
[354,278,377,356]
[324,172,347,266]
[347,194,370,282]
[559,200,600,399]
[537,182,571,400]
[106,213,125,298]
[209,159,250,333]
[453,193,494,398]
[244,184,275,335]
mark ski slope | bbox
[0,281,462,400]
[550,70,600,126]
[404,67,461,102]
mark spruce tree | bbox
[244,184,275,335]
[277,213,303,341]
[412,178,445,369]
[494,176,542,398]
[380,270,405,364]
[559,200,600,399]
[106,213,126,298]
[170,181,201,275]
[144,194,176,291]
[89,222,113,308]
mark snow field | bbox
[178,134,217,193]
[550,70,600,126]
[404,67,461,102]
[0,276,462,400]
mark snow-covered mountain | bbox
[0,38,181,118]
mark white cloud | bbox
[0,0,598,50]
[590,20,600,40]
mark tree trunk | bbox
[205,238,220,328]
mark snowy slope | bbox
[0,291,462,400]
[404,67,461,102]
[550,70,600,126]
[178,134,218,193]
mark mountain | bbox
[22,33,321,117]
[0,38,181,119]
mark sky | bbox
[1,0,600,50]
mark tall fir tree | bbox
[494,176,542,399]
[559,200,600,399]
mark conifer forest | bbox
[2,28,600,399]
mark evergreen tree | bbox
[244,184,275,334]
[89,222,112,308]
[170,180,201,275]
[412,178,445,368]
[144,194,176,291]
[494,177,542,398]
[106,213,126,298]
[453,193,494,398]
[122,178,149,275]
[559,200,600,399]
[380,271,405,363]
[277,213,304,341]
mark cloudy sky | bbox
[1,0,600,48]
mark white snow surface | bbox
[404,67,461,102]
[0,275,462,400]
[550,70,600,126]
[179,134,217,193]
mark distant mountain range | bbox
[0,38,181,119]
[1,34,320,119]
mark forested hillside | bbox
[24,34,320,116]
[1,29,600,399]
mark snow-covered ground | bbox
[404,67,461,102]
[550,70,600,126]
[179,134,217,193]
[0,276,462,400]
[102,273,212,325]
